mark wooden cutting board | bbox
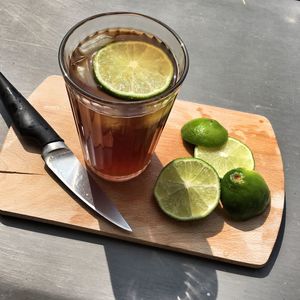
[0,76,284,268]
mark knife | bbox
[0,72,132,232]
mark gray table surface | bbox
[0,0,299,299]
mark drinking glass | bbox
[59,12,189,181]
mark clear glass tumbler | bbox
[59,12,189,181]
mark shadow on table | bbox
[104,242,218,300]
[1,199,286,300]
[215,199,286,278]
[0,285,74,300]
[0,183,285,300]
[1,213,218,300]
[106,199,286,298]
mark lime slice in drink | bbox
[181,118,228,147]
[194,137,255,178]
[154,158,220,220]
[93,40,174,99]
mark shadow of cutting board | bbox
[0,76,284,268]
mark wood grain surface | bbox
[0,76,284,267]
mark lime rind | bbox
[194,137,255,178]
[154,158,220,221]
[93,41,174,100]
[220,168,270,221]
[181,118,228,147]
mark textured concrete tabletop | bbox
[0,0,299,299]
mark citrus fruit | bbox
[154,158,220,220]
[93,40,174,99]
[194,137,255,178]
[220,168,270,221]
[181,118,228,147]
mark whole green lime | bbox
[220,168,270,221]
[181,118,228,147]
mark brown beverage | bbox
[67,29,178,181]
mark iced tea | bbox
[59,13,189,181]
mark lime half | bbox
[154,158,220,220]
[181,118,228,147]
[93,40,174,99]
[194,137,255,178]
[221,168,270,220]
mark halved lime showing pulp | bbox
[194,137,255,178]
[154,158,220,220]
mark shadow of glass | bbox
[42,151,220,299]
[1,214,219,300]
[1,196,285,290]
[104,242,218,300]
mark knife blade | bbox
[0,72,132,232]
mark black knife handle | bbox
[0,72,63,147]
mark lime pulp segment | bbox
[154,158,220,220]
[93,40,174,99]
[194,137,255,178]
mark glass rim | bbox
[58,11,189,106]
